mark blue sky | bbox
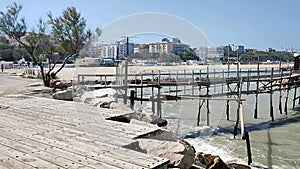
[0,0,299,50]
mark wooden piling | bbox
[284,70,292,115]
[293,84,297,109]
[247,69,250,94]
[192,70,195,96]
[140,72,143,104]
[130,90,135,110]
[242,132,252,165]
[254,61,260,119]
[222,69,224,94]
[184,69,186,95]
[234,56,241,138]
[270,68,274,121]
[279,69,283,114]
[197,99,204,126]
[285,88,289,115]
[206,67,210,126]
[157,70,162,117]
[176,70,179,99]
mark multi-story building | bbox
[93,41,134,59]
[195,46,224,61]
[134,44,150,57]
[224,44,245,54]
[149,41,173,54]
[149,38,189,54]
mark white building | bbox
[195,46,224,61]
[149,38,189,54]
[91,41,134,59]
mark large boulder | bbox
[128,111,160,124]
[52,87,73,101]
[79,88,117,108]
[126,139,195,168]
[194,152,229,169]
[110,102,132,112]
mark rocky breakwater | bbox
[51,85,250,169]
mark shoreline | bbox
[58,63,291,80]
[1,63,291,81]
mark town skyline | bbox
[1,0,299,51]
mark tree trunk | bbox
[40,65,51,87]
[51,55,72,79]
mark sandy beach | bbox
[2,63,291,81]
[54,63,290,80]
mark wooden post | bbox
[176,70,179,99]
[247,69,250,94]
[197,97,203,126]
[285,87,289,115]
[197,70,202,126]
[192,70,195,96]
[214,69,216,93]
[123,60,128,105]
[130,90,135,110]
[140,72,143,104]
[293,85,297,109]
[157,70,162,117]
[242,132,252,165]
[184,69,186,95]
[254,61,260,119]
[279,69,283,114]
[206,67,210,126]
[169,70,171,94]
[152,70,155,114]
[222,69,224,94]
[270,68,274,121]
[226,83,230,120]
[284,70,292,115]
[234,54,240,138]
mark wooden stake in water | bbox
[270,68,274,121]
[242,132,252,165]
[279,69,283,114]
[206,67,210,126]
[254,61,260,119]
[293,84,297,109]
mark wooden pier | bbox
[0,96,169,169]
[76,66,300,123]
[75,63,300,166]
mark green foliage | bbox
[149,53,181,63]
[48,7,92,57]
[239,51,293,63]
[0,3,26,40]
[0,43,31,61]
[0,3,100,86]
[176,48,198,61]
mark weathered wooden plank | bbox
[0,96,169,168]
[0,144,62,169]
[1,96,132,119]
[0,153,34,169]
[0,136,94,169]
[0,105,158,141]
[0,130,121,169]
[0,129,166,169]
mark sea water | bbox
[132,69,300,169]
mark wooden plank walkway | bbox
[0,96,169,169]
